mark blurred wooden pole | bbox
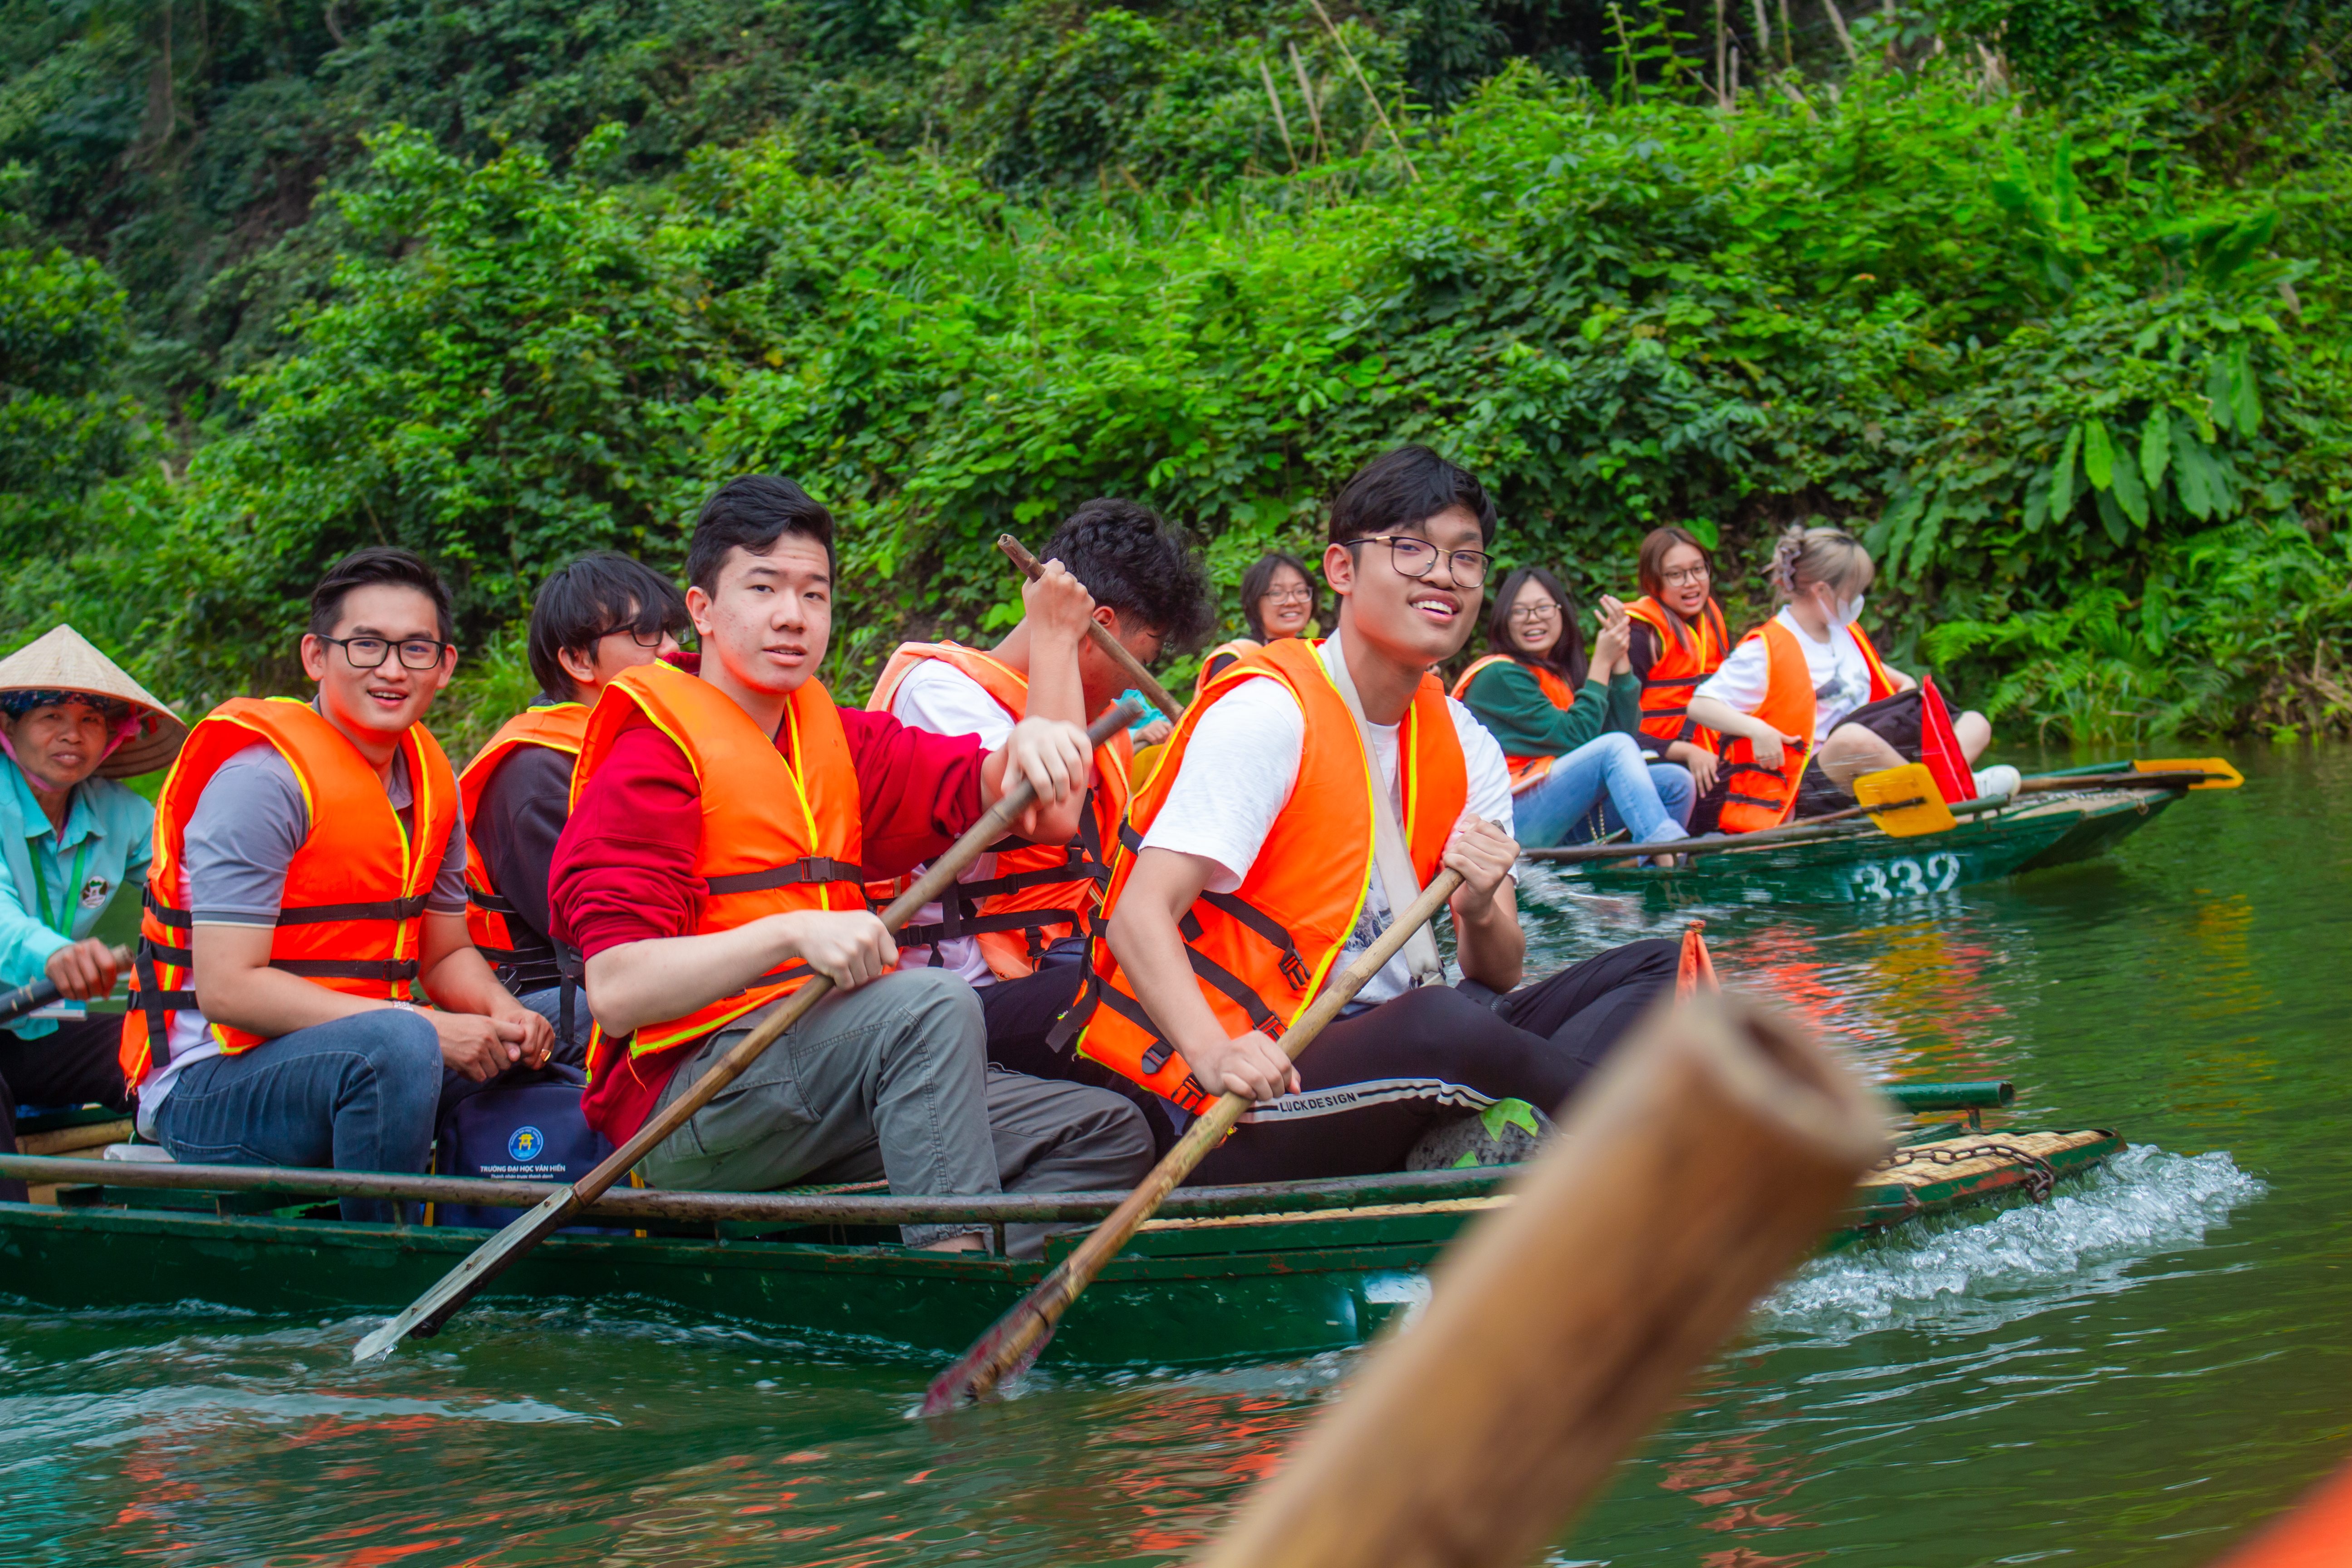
[1195,993,1889,1568]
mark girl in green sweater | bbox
[1452,568,1694,849]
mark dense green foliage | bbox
[1,0,2347,755]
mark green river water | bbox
[4,742,2347,1567]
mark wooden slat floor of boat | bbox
[1867,1127,2109,1186]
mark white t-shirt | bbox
[1694,608,1876,742]
[1141,637,1514,1009]
[886,657,1022,986]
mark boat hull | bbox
[0,1127,2123,1366]
[1561,789,2180,905]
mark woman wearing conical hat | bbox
[0,626,186,1201]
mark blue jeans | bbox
[1514,733,1694,849]
[151,1010,444,1222]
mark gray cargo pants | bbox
[637,967,1150,1254]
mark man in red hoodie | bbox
[549,477,1150,1254]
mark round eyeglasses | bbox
[1342,535,1493,588]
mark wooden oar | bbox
[1195,991,1889,1568]
[351,702,1138,1362]
[997,534,1186,725]
[920,866,1469,1414]
[2020,769,2231,792]
[0,945,130,1027]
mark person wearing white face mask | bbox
[1686,525,2006,834]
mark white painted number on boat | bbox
[1849,853,1962,900]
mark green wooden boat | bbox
[0,1088,2120,1367]
[1557,781,2186,906]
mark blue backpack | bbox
[430,1064,617,1231]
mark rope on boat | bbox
[1876,1141,2060,1208]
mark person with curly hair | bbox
[869,498,1214,1152]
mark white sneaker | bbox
[1971,764,2022,802]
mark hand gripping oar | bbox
[0,945,130,1027]
[997,534,1186,726]
[920,865,1469,1414]
[352,703,1138,1363]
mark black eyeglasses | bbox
[317,635,453,671]
[1343,535,1493,588]
[592,623,674,649]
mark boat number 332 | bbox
[1848,853,1963,900]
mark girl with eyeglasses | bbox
[1623,526,1733,800]
[1451,566,1693,852]
[1195,553,1320,698]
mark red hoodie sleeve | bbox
[549,717,704,960]
[840,706,990,878]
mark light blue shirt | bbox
[0,753,154,1039]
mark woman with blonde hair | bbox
[1686,526,2010,833]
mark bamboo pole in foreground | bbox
[1195,992,1890,1568]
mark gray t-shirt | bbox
[136,741,466,1135]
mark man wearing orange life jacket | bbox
[460,553,687,1063]
[1075,446,1679,1184]
[122,549,556,1222]
[872,498,1214,1154]
[1688,526,2005,833]
[548,476,1150,1254]
[1623,524,1732,799]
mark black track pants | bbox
[1185,938,1678,1186]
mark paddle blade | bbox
[1854,763,1955,836]
[920,1290,1062,1416]
[1674,922,1718,1000]
[352,1185,577,1362]
[2137,756,2243,789]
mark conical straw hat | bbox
[0,626,188,778]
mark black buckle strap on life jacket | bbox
[274,894,432,927]
[143,883,193,930]
[269,956,423,983]
[1196,891,1313,990]
[704,857,868,897]
[469,887,519,917]
[556,940,585,1047]
[1098,984,1176,1074]
[129,944,198,1054]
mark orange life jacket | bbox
[1450,652,1578,793]
[1624,595,1730,752]
[1193,638,1262,701]
[1075,638,1465,1115]
[866,641,1133,980]
[458,702,588,975]
[570,663,865,1076]
[1716,618,1898,834]
[120,698,461,1084]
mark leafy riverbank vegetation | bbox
[2,0,2347,750]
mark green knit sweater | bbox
[1459,660,1644,760]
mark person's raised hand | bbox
[44,938,121,1002]
[1592,614,1631,675]
[1187,1029,1300,1103]
[1667,739,1720,795]
[431,1009,527,1083]
[1443,814,1519,905]
[774,909,898,991]
[1135,717,1173,747]
[1024,558,1099,647]
[1001,715,1091,808]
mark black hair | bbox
[527,552,691,702]
[1327,445,1498,549]
[309,547,454,644]
[1485,566,1587,688]
[1039,498,1216,651]
[686,475,837,595]
[1239,552,1318,642]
